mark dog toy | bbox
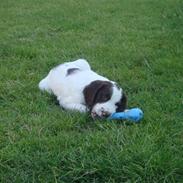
[108,108,143,122]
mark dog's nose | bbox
[91,111,110,119]
[101,111,110,118]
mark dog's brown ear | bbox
[83,80,112,109]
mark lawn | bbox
[0,0,183,182]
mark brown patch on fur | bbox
[83,80,113,110]
[115,93,127,112]
[66,68,80,76]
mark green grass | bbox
[0,0,183,182]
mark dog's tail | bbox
[38,75,52,93]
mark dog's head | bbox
[83,80,127,119]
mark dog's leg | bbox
[59,101,88,113]
[73,59,91,71]
[39,75,52,94]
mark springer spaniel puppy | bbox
[39,59,127,118]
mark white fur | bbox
[39,59,122,117]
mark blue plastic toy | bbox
[108,108,143,122]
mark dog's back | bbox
[39,59,108,98]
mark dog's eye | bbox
[116,102,121,108]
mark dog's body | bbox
[39,59,127,118]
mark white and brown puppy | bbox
[39,59,127,118]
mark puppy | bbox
[39,59,127,118]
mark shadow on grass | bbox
[44,93,142,134]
